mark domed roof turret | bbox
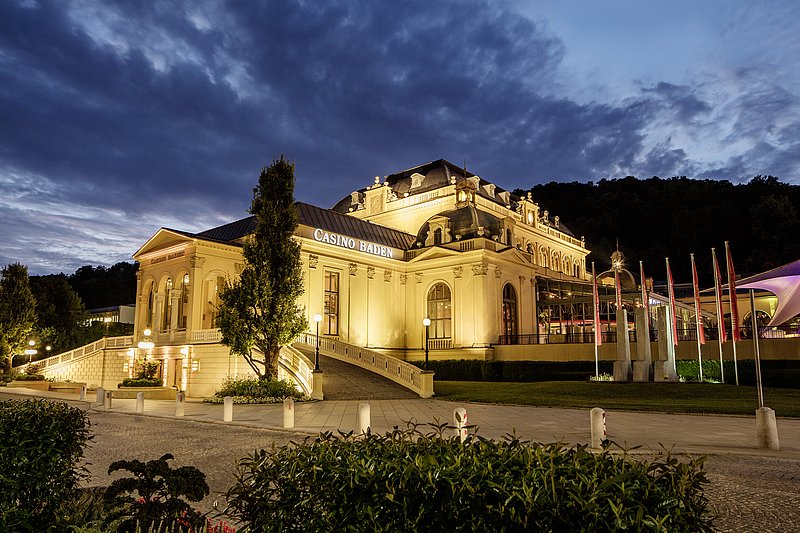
[414,205,504,247]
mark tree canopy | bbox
[0,263,36,372]
[519,175,800,284]
[217,157,307,379]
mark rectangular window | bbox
[324,271,340,335]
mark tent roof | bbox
[738,258,800,326]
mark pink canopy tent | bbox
[737,259,800,326]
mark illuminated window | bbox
[324,271,339,335]
[162,277,173,331]
[426,283,451,339]
[146,283,154,329]
[178,274,189,330]
[502,283,518,337]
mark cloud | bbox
[0,0,798,273]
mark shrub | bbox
[120,377,163,388]
[225,425,714,532]
[0,399,91,530]
[204,377,304,404]
[133,359,160,380]
[414,360,615,382]
[103,453,209,533]
[25,362,42,375]
[9,372,45,381]
[676,359,800,388]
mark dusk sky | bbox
[1,0,798,275]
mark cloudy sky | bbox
[1,0,798,274]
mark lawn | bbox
[434,381,800,417]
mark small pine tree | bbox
[0,263,37,372]
[217,157,307,379]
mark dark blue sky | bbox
[1,0,798,274]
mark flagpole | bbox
[725,241,740,386]
[711,248,726,384]
[691,253,704,382]
[592,261,600,379]
[750,289,765,408]
[665,257,678,376]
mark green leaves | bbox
[217,157,307,380]
[0,399,91,530]
[225,426,715,532]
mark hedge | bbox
[226,426,714,532]
[677,359,800,388]
[0,399,91,530]
[413,360,614,382]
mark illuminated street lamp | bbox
[137,328,154,350]
[103,316,112,336]
[24,340,37,364]
[422,317,431,370]
[313,313,323,371]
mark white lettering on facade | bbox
[313,228,393,259]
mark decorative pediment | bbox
[133,229,194,259]
[407,246,461,263]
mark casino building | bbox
[124,159,590,395]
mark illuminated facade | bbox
[125,160,590,394]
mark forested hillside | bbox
[517,176,800,284]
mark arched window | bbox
[426,283,452,339]
[505,228,512,245]
[145,282,154,329]
[177,273,189,330]
[433,228,443,245]
[162,277,173,331]
[502,283,518,338]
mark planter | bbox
[112,387,177,400]
[7,380,50,391]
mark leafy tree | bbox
[29,274,88,354]
[0,263,36,372]
[217,157,307,379]
[68,261,138,309]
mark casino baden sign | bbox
[312,228,395,259]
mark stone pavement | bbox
[5,386,800,457]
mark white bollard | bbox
[136,392,144,413]
[454,407,468,443]
[283,397,295,429]
[590,407,606,448]
[79,386,86,401]
[357,403,371,435]
[756,407,780,450]
[175,392,185,417]
[103,390,112,410]
[223,396,233,422]
[95,387,105,406]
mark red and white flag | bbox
[592,262,602,346]
[666,257,679,346]
[725,241,741,342]
[639,260,650,334]
[712,248,727,343]
[690,253,706,344]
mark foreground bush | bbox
[226,425,714,532]
[204,377,304,404]
[0,399,91,530]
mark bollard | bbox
[79,386,86,401]
[283,398,295,429]
[136,392,144,413]
[175,392,185,417]
[590,407,606,448]
[756,407,780,450]
[223,396,233,422]
[357,403,371,435]
[104,390,112,410]
[95,387,105,406]
[453,407,468,443]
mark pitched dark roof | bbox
[191,202,415,251]
[298,203,415,250]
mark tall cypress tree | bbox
[0,263,37,372]
[217,157,307,379]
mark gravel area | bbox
[81,408,800,531]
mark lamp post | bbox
[103,316,112,336]
[313,313,323,371]
[137,328,154,350]
[422,317,431,370]
[24,340,37,365]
